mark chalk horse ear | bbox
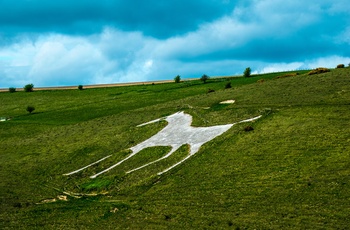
[137,116,167,127]
[136,111,184,127]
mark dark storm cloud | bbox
[0,0,349,88]
[0,0,237,38]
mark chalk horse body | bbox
[64,111,261,178]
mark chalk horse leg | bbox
[157,143,203,175]
[126,144,181,174]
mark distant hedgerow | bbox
[308,68,330,75]
[275,73,298,79]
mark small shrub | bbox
[26,106,35,114]
[243,67,251,78]
[244,126,254,132]
[78,85,84,90]
[13,203,22,208]
[24,83,34,92]
[9,87,16,93]
[207,88,215,93]
[174,75,181,83]
[200,74,209,83]
[336,64,344,68]
[225,82,232,89]
[308,67,330,75]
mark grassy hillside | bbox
[1,68,349,229]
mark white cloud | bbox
[257,62,305,74]
[0,29,159,87]
[28,36,106,85]
[305,56,350,69]
[152,17,255,62]
[255,55,350,74]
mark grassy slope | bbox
[1,69,349,229]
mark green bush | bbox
[336,64,344,68]
[244,67,251,78]
[9,87,16,93]
[174,75,181,83]
[225,82,232,89]
[26,106,35,114]
[78,85,84,90]
[24,84,34,92]
[200,74,209,83]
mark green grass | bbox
[1,68,349,229]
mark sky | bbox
[0,0,349,88]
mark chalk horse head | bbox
[64,111,261,178]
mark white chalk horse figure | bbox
[64,111,261,178]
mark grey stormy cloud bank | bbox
[0,0,349,87]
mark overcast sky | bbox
[1,0,349,87]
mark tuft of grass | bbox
[81,179,112,191]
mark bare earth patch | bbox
[220,100,235,104]
[0,117,9,122]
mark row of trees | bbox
[174,67,252,83]
[9,67,253,93]
[8,84,85,93]
[9,84,34,93]
[8,63,350,93]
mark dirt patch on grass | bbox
[220,100,235,104]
